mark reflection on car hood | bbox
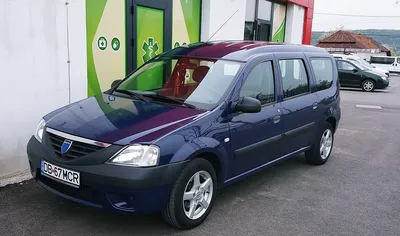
[364,70,385,78]
[45,93,208,145]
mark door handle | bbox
[312,102,318,110]
[273,115,281,124]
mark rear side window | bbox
[240,61,275,104]
[279,59,309,99]
[398,58,400,63]
[371,57,395,65]
[310,58,334,91]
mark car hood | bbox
[363,70,384,78]
[45,93,208,145]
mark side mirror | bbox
[111,79,122,88]
[235,97,261,113]
[352,68,358,73]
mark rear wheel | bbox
[305,122,334,165]
[362,79,375,92]
[162,158,217,229]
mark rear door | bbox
[275,53,319,154]
[228,54,284,177]
[336,60,362,87]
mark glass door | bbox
[126,0,172,74]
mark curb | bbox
[0,170,32,187]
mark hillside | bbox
[312,30,400,51]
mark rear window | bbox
[371,57,395,65]
[310,58,334,91]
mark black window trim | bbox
[309,56,334,91]
[278,58,311,101]
[239,60,277,107]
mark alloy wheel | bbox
[182,170,213,220]
[363,81,374,91]
[320,129,333,159]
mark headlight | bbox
[381,76,388,80]
[109,144,160,167]
[34,119,46,143]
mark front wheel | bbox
[162,158,217,229]
[362,79,375,92]
[305,122,334,165]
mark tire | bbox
[361,79,375,92]
[305,122,334,165]
[162,158,217,229]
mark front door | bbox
[336,60,362,87]
[126,0,172,75]
[275,53,319,154]
[228,57,283,177]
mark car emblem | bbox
[61,139,73,154]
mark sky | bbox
[313,0,400,31]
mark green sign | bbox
[111,37,120,51]
[142,37,159,63]
[98,36,107,50]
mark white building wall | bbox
[201,0,246,41]
[0,0,87,181]
[284,3,305,44]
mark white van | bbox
[332,54,390,76]
[370,56,400,73]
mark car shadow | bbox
[340,88,388,93]
[45,154,315,234]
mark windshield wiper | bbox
[142,93,198,109]
[112,89,149,102]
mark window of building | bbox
[244,0,273,41]
[240,61,275,104]
[279,59,309,98]
[337,61,356,71]
[310,58,334,91]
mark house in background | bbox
[316,30,391,61]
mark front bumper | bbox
[27,136,187,213]
[376,79,389,89]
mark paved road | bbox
[1,76,400,236]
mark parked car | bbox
[370,56,400,73]
[27,41,341,229]
[331,53,390,77]
[336,59,389,92]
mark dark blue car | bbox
[27,41,341,229]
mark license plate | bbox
[41,160,80,187]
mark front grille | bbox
[39,174,103,205]
[47,132,103,160]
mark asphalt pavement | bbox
[1,76,400,236]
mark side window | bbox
[386,58,395,64]
[240,61,275,104]
[397,58,400,64]
[372,57,395,65]
[279,59,309,99]
[311,58,334,91]
[337,61,355,71]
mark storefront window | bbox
[244,0,273,41]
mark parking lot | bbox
[1,76,400,236]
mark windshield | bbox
[115,57,244,110]
[354,58,373,68]
[350,60,369,70]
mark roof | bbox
[162,40,328,62]
[316,30,390,52]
